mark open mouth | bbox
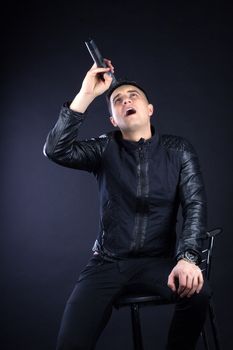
[125,108,136,116]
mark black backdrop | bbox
[2,1,233,349]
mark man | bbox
[44,60,210,349]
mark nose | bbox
[123,97,132,105]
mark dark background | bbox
[2,0,233,349]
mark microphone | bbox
[85,38,117,86]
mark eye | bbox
[130,92,138,98]
[114,97,122,104]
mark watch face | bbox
[185,251,198,262]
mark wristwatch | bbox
[177,250,199,265]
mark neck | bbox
[121,126,152,142]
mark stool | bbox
[114,228,222,350]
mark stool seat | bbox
[115,293,174,308]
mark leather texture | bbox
[44,103,207,264]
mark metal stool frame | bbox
[114,228,222,350]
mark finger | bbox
[104,58,114,72]
[104,58,112,67]
[179,280,194,297]
[180,275,192,298]
[196,273,204,294]
[89,67,111,76]
[177,274,187,296]
[103,72,113,86]
[167,272,176,292]
[186,276,198,298]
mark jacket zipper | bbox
[130,145,149,252]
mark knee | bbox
[198,280,211,299]
[188,280,212,307]
[176,280,211,310]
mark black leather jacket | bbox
[44,103,207,263]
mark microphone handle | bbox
[85,39,117,84]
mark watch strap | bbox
[177,250,199,264]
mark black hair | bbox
[105,79,150,114]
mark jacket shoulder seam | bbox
[161,134,196,154]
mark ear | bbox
[148,104,154,117]
[109,116,118,127]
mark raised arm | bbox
[70,60,114,113]
[43,61,114,173]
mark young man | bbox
[44,61,210,349]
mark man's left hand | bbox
[167,260,204,298]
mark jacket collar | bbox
[114,124,160,150]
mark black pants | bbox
[56,255,211,350]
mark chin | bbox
[121,124,140,132]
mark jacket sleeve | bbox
[43,103,109,174]
[176,139,207,264]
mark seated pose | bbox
[44,60,210,350]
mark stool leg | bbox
[130,303,144,350]
[201,327,210,350]
[208,301,222,350]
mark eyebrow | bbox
[112,89,141,104]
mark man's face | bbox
[109,85,154,132]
